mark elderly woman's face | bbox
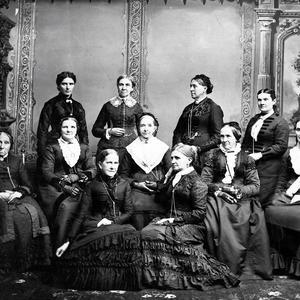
[118,78,133,98]
[61,119,77,142]
[171,150,192,172]
[98,153,119,178]
[295,121,300,143]
[220,126,237,151]
[0,132,11,157]
[57,77,75,98]
[139,115,157,140]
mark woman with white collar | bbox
[39,116,96,247]
[140,143,239,290]
[265,118,300,277]
[92,74,143,164]
[119,112,171,230]
[201,122,272,280]
[242,88,289,207]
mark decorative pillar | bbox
[255,9,278,90]
[126,0,146,107]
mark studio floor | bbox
[0,271,299,300]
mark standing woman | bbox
[173,74,224,170]
[141,143,239,290]
[56,149,141,291]
[201,122,272,279]
[38,117,96,246]
[92,74,143,163]
[0,128,51,276]
[119,113,171,229]
[242,88,289,207]
[37,71,89,163]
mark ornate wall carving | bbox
[126,0,146,107]
[10,0,36,160]
[240,2,256,130]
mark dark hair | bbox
[222,122,242,142]
[257,88,276,100]
[60,116,79,132]
[116,74,136,88]
[56,71,77,86]
[292,117,300,130]
[136,112,159,137]
[98,149,119,164]
[191,74,213,94]
[0,130,13,148]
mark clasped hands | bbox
[134,181,157,193]
[109,127,125,137]
[0,190,23,203]
[215,186,242,204]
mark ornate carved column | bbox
[255,9,278,90]
[126,0,146,107]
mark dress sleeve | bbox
[172,109,185,146]
[92,103,109,138]
[113,181,133,225]
[77,103,89,145]
[200,103,223,153]
[274,152,290,193]
[118,150,135,185]
[41,144,61,190]
[177,178,208,224]
[17,159,33,194]
[241,118,255,153]
[81,146,97,180]
[162,148,172,173]
[235,156,260,197]
[37,103,51,156]
[261,118,289,159]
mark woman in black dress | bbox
[92,74,143,163]
[56,149,141,290]
[141,143,239,290]
[242,88,289,207]
[201,122,272,280]
[119,113,171,229]
[0,129,51,276]
[172,74,224,171]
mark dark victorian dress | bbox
[37,93,89,157]
[0,153,51,276]
[265,147,300,277]
[141,168,239,290]
[172,97,223,171]
[38,140,96,231]
[201,148,272,279]
[92,96,143,163]
[56,174,142,290]
[242,113,289,207]
[119,137,172,229]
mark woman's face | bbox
[117,78,134,98]
[171,150,192,172]
[220,126,237,151]
[61,119,77,142]
[139,115,157,140]
[0,132,11,157]
[99,153,119,178]
[257,92,276,114]
[57,77,75,98]
[190,79,207,100]
[295,121,300,144]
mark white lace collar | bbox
[58,137,81,168]
[126,137,169,174]
[290,146,300,175]
[109,96,137,108]
[172,166,194,187]
[219,143,241,184]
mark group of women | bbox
[0,70,298,290]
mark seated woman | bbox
[38,116,96,247]
[201,122,272,280]
[55,149,142,290]
[265,118,300,277]
[119,112,171,229]
[0,128,51,276]
[141,143,239,290]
